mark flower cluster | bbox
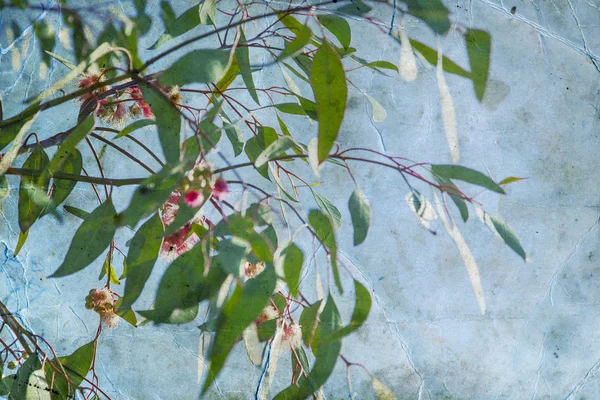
[281,323,302,350]
[159,191,200,261]
[85,287,119,328]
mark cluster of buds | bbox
[180,161,229,209]
[85,287,119,328]
[159,192,201,261]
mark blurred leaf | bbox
[49,198,117,278]
[44,51,76,70]
[348,189,371,246]
[115,298,138,327]
[311,41,347,163]
[337,1,372,16]
[44,341,94,400]
[309,210,342,293]
[140,246,227,323]
[465,29,491,101]
[409,39,471,79]
[236,29,259,104]
[0,175,9,201]
[245,127,278,180]
[160,0,176,27]
[291,346,310,383]
[281,242,303,297]
[64,205,90,220]
[120,213,163,310]
[149,3,201,49]
[202,266,276,393]
[364,93,387,123]
[199,0,216,25]
[431,164,505,194]
[220,112,244,156]
[299,300,321,347]
[274,101,317,120]
[403,0,450,34]
[18,144,50,232]
[47,117,93,175]
[0,111,38,172]
[321,280,371,344]
[13,230,27,257]
[361,60,398,72]
[278,24,312,61]
[371,377,398,400]
[312,190,342,231]
[255,137,296,168]
[115,119,155,138]
[138,82,180,164]
[274,295,342,399]
[499,176,525,185]
[9,352,42,399]
[43,149,82,217]
[488,214,526,260]
[34,20,56,66]
[317,15,351,49]
[431,172,469,222]
[158,50,230,87]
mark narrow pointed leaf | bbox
[115,119,155,138]
[236,29,259,104]
[158,50,230,87]
[488,214,526,261]
[431,164,505,194]
[311,41,347,163]
[403,0,450,34]
[278,25,312,61]
[18,144,50,232]
[44,341,94,400]
[50,198,117,278]
[409,39,471,78]
[13,230,28,257]
[317,15,351,49]
[281,242,303,297]
[43,149,83,217]
[149,3,201,49]
[312,190,342,231]
[465,29,491,101]
[255,137,296,168]
[309,210,342,293]
[321,280,371,343]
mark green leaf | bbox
[0,175,9,201]
[13,230,28,257]
[274,101,317,120]
[236,29,259,104]
[158,50,230,87]
[115,119,156,138]
[64,205,90,220]
[281,242,303,297]
[140,245,227,323]
[488,214,526,261]
[44,341,94,400]
[34,20,56,67]
[300,300,322,346]
[278,25,312,61]
[115,298,138,326]
[138,82,181,164]
[44,51,76,70]
[311,41,347,163]
[348,189,371,246]
[291,346,310,383]
[321,280,371,344]
[221,112,244,156]
[403,0,450,34]
[337,1,372,16]
[255,137,296,168]
[309,210,342,293]
[465,29,491,101]
[160,0,176,26]
[317,15,351,49]
[50,198,118,278]
[312,190,342,231]
[120,213,163,310]
[18,144,50,232]
[202,266,276,394]
[409,39,471,79]
[199,0,216,24]
[0,111,38,173]
[9,352,42,400]
[431,172,469,222]
[149,3,201,49]
[46,116,93,176]
[244,127,278,180]
[499,176,525,185]
[43,149,83,217]
[274,295,342,399]
[98,253,120,284]
[430,164,505,194]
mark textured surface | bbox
[1,0,600,398]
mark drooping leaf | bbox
[115,119,156,138]
[465,29,491,101]
[9,352,42,400]
[281,242,303,297]
[120,213,163,310]
[202,266,276,393]
[160,0,177,27]
[311,41,347,163]
[98,254,120,285]
[149,3,201,49]
[300,300,322,347]
[317,15,351,49]
[274,102,317,120]
[488,214,526,261]
[44,51,76,70]
[499,176,526,185]
[409,39,471,79]
[337,1,372,16]
[278,24,312,61]
[274,295,342,399]
[43,149,83,217]
[255,137,297,168]
[50,198,118,278]
[44,341,94,400]
[13,230,28,257]
[0,111,38,173]
[46,116,93,176]
[312,190,342,231]
[403,0,450,34]
[372,377,398,400]
[431,164,505,194]
[364,93,387,123]
[309,210,342,293]
[34,20,56,67]
[244,127,278,180]
[199,0,216,25]
[0,175,8,202]
[138,82,181,164]
[220,112,244,156]
[348,189,371,246]
[64,205,90,220]
[431,172,469,222]
[18,144,50,233]
[236,29,259,104]
[158,50,230,87]
[321,280,371,344]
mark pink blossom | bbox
[141,102,153,118]
[184,190,204,208]
[160,223,199,261]
[160,192,181,226]
[212,179,228,201]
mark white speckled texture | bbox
[1,0,600,398]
